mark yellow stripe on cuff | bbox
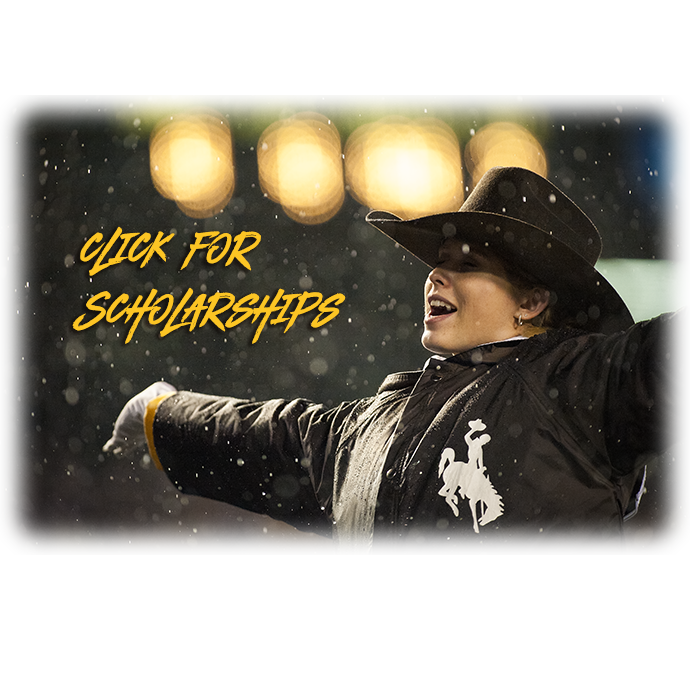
[144,393,175,470]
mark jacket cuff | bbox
[144,393,176,470]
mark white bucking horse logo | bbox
[438,419,504,533]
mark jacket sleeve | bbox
[149,391,360,535]
[600,311,677,473]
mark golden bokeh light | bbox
[344,117,464,219]
[257,113,344,225]
[149,112,235,219]
[464,122,547,189]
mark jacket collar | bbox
[443,338,525,366]
[377,338,525,394]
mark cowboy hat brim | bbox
[365,209,634,335]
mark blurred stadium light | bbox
[149,111,235,219]
[464,121,547,189]
[147,112,552,223]
[343,116,464,219]
[257,112,345,225]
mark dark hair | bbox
[499,260,556,329]
[501,259,594,331]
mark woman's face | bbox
[421,238,526,356]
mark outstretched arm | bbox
[105,382,360,535]
[602,311,677,473]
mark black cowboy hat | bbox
[365,166,634,335]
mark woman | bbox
[104,167,674,544]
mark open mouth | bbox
[427,298,457,317]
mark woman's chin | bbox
[421,332,454,356]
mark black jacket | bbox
[151,313,674,543]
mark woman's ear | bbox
[520,287,551,319]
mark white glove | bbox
[103,381,177,455]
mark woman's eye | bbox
[434,255,480,270]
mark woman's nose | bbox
[428,266,448,285]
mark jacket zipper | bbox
[388,439,420,536]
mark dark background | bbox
[18,98,674,542]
